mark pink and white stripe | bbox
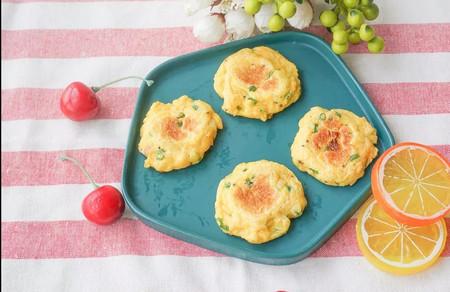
[2,24,449,59]
[2,218,449,259]
[2,83,450,121]
[2,0,450,291]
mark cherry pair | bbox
[59,76,153,224]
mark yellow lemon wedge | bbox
[356,198,447,275]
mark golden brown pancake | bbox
[214,46,301,121]
[138,95,223,172]
[215,160,307,244]
[291,107,378,186]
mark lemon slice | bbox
[356,198,447,275]
[372,142,450,226]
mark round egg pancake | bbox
[291,107,378,186]
[214,46,301,121]
[138,95,223,172]
[215,160,307,244]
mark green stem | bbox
[59,155,99,188]
[91,76,154,93]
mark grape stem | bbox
[91,76,154,93]
[59,155,99,188]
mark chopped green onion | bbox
[224,182,231,189]
[242,168,247,172]
[313,123,318,133]
[192,104,199,111]
[247,97,257,105]
[155,148,166,160]
[319,113,326,120]
[294,210,303,216]
[350,154,360,161]
[177,112,185,119]
[309,168,319,174]
[266,70,275,79]
[335,111,342,118]
[177,120,183,127]
[216,218,229,231]
[284,92,292,100]
[249,85,257,92]
[286,185,292,192]
[245,177,254,187]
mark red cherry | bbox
[60,155,125,225]
[60,82,100,121]
[82,185,125,225]
[60,77,154,121]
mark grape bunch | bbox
[244,0,300,32]
[319,0,384,54]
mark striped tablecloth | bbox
[2,0,449,291]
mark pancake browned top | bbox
[214,46,301,121]
[138,95,223,172]
[215,160,307,244]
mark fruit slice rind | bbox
[359,199,446,269]
[373,142,450,224]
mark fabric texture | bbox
[1,0,449,291]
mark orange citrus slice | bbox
[372,142,450,226]
[356,198,447,275]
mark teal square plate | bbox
[122,31,395,265]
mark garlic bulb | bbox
[193,14,226,43]
[287,0,313,30]
[225,8,255,40]
[254,3,277,33]
[184,0,214,16]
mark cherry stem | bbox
[91,76,154,93]
[59,155,99,188]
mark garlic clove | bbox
[193,14,226,43]
[287,0,314,30]
[225,8,256,41]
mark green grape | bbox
[361,4,379,20]
[343,0,359,9]
[278,1,297,19]
[348,30,361,44]
[359,24,375,41]
[333,30,349,45]
[320,10,338,27]
[332,41,349,55]
[268,14,285,32]
[244,0,262,15]
[347,9,364,28]
[368,36,384,53]
[331,20,346,32]
[360,0,373,6]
